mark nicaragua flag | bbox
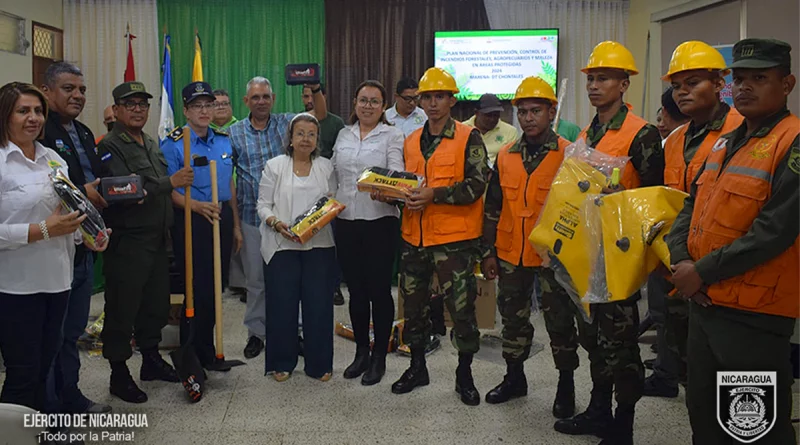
[158,34,174,141]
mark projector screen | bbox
[434,29,559,102]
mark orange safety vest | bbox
[578,106,649,189]
[401,121,484,247]
[687,113,800,318]
[664,107,743,192]
[495,137,569,267]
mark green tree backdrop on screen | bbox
[157,0,325,126]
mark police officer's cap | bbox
[113,81,153,101]
[182,81,215,105]
[727,38,792,70]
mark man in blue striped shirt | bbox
[229,76,327,359]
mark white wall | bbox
[0,0,64,85]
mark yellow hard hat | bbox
[582,41,639,75]
[512,76,558,106]
[662,41,729,81]
[417,67,460,94]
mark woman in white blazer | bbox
[331,80,404,385]
[257,113,337,382]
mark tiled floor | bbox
[3,290,798,445]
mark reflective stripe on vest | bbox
[495,137,569,267]
[663,108,743,192]
[578,107,648,190]
[401,121,484,247]
[687,113,800,318]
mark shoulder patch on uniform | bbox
[212,128,228,137]
[119,132,132,143]
[168,127,184,142]
[788,146,800,175]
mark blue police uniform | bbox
[165,81,236,369]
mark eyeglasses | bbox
[357,97,382,108]
[120,101,150,111]
[188,102,215,111]
[214,101,231,108]
[294,131,317,140]
[398,94,419,104]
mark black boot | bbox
[485,359,527,404]
[554,383,613,437]
[109,361,147,404]
[361,352,386,386]
[455,352,480,406]
[391,348,429,394]
[553,370,576,419]
[140,348,180,382]
[599,404,635,445]
[343,346,371,379]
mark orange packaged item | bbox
[356,167,423,201]
[289,196,345,244]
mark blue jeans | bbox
[264,248,335,378]
[46,254,94,413]
[0,291,69,411]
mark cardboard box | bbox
[396,274,497,330]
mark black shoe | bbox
[244,336,264,359]
[109,363,147,404]
[392,349,429,394]
[140,349,180,382]
[361,353,386,386]
[485,360,527,404]
[598,404,635,445]
[642,374,678,398]
[239,293,247,303]
[455,353,480,406]
[643,358,655,370]
[84,400,113,413]
[552,370,576,419]
[554,384,612,437]
[343,346,370,379]
[333,288,345,306]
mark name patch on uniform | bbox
[101,153,112,162]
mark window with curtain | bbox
[157,0,325,125]
[324,0,489,120]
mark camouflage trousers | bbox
[497,261,579,367]
[400,240,480,354]
[577,295,644,405]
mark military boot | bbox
[553,370,576,418]
[455,352,480,406]
[391,348,429,394]
[485,359,527,404]
[554,383,613,437]
[140,348,180,382]
[599,403,635,445]
[109,361,147,404]
[343,346,370,379]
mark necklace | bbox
[294,159,311,175]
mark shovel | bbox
[204,160,245,372]
[170,126,205,403]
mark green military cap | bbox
[112,81,154,101]
[726,38,792,70]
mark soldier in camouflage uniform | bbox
[553,42,663,445]
[380,67,489,406]
[480,77,579,417]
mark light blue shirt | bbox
[161,127,234,202]
[385,105,427,137]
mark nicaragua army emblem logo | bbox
[717,371,776,443]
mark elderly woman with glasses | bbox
[257,113,337,382]
[331,80,405,385]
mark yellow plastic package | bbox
[289,196,346,244]
[584,186,689,303]
[356,167,423,201]
[528,140,629,321]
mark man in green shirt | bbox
[302,84,345,159]
[463,93,519,166]
[97,81,194,403]
[210,89,238,131]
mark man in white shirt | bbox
[385,77,428,137]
